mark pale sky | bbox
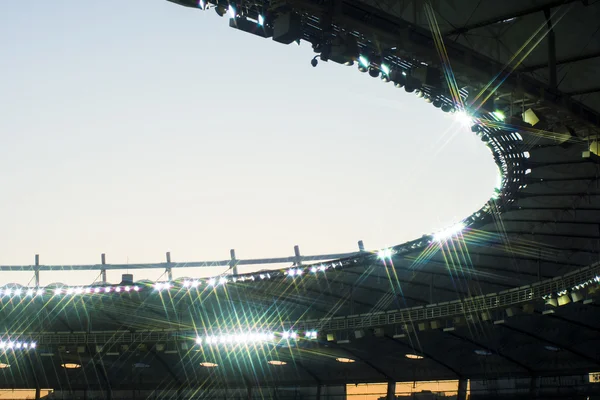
[0,0,497,285]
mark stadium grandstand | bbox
[2,0,600,399]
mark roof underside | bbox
[1,0,600,391]
[356,0,600,115]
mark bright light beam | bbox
[433,222,466,242]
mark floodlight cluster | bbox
[195,330,317,346]
[433,222,466,242]
[0,340,36,351]
[0,285,141,299]
[153,263,340,293]
[196,332,275,345]
[377,248,394,260]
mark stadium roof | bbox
[1,0,600,392]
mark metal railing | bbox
[21,262,599,345]
[1,242,365,285]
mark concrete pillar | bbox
[35,387,41,400]
[386,381,396,400]
[316,385,322,400]
[457,378,468,400]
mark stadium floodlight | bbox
[433,222,466,242]
[282,331,297,340]
[258,14,265,26]
[219,277,228,286]
[54,288,62,295]
[14,288,22,296]
[228,4,236,18]
[377,248,393,260]
[0,340,36,351]
[75,287,83,295]
[66,288,74,295]
[197,331,275,346]
[36,288,44,296]
[381,64,390,76]
[94,287,102,294]
[208,278,217,286]
[454,110,473,127]
[492,110,506,121]
[358,55,369,72]
[26,289,34,297]
[305,331,318,339]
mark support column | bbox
[457,378,468,400]
[544,8,557,89]
[386,381,395,400]
[247,386,252,400]
[358,240,365,252]
[230,249,238,275]
[316,385,322,400]
[294,245,302,266]
[35,387,40,400]
[34,254,40,286]
[166,252,173,281]
[101,253,107,283]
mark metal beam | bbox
[150,349,183,389]
[498,324,600,367]
[445,331,533,373]
[544,8,557,88]
[539,311,600,334]
[384,335,462,378]
[294,360,322,385]
[567,87,600,96]
[522,51,600,72]
[328,342,395,381]
[444,0,581,36]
